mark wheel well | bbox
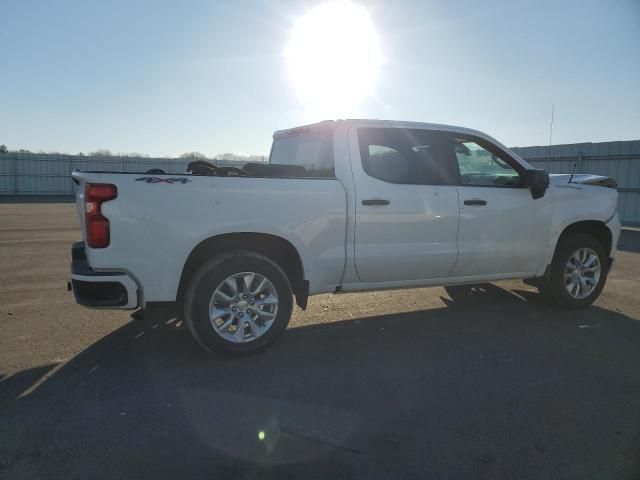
[177,233,308,309]
[558,221,612,256]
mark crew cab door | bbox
[439,132,551,277]
[350,127,460,282]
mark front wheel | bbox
[184,252,293,355]
[539,233,609,308]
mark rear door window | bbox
[357,128,455,185]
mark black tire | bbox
[539,233,609,308]
[183,251,293,355]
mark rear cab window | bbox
[269,126,335,178]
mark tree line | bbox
[0,145,266,162]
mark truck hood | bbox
[549,173,617,189]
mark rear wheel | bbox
[539,233,608,308]
[184,252,293,355]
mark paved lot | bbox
[2,203,640,479]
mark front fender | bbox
[538,184,619,274]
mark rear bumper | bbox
[69,241,139,309]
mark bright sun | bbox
[285,1,382,117]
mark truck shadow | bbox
[3,284,640,479]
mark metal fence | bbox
[0,154,245,196]
[2,140,640,224]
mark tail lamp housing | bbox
[85,184,117,248]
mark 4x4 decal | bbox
[135,177,190,184]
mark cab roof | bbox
[272,118,527,167]
[273,119,491,141]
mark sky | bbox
[1,0,639,157]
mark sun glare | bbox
[285,1,382,117]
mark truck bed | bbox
[72,170,348,304]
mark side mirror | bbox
[522,169,550,199]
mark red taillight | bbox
[85,184,117,248]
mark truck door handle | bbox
[464,199,487,206]
[362,199,390,206]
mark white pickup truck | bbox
[69,119,621,355]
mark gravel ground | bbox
[1,203,640,479]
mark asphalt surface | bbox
[2,203,640,479]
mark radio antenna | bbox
[549,104,555,146]
[568,162,577,184]
[547,104,555,170]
